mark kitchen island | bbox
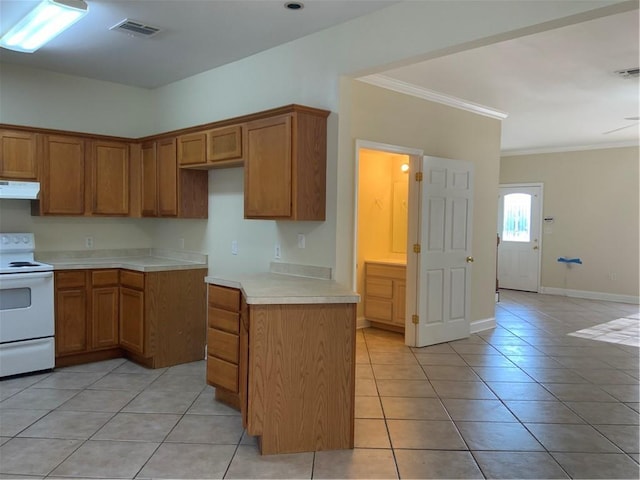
[205,264,359,455]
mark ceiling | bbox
[0,1,638,154]
[0,0,397,88]
[368,9,639,154]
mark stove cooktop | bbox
[0,233,53,274]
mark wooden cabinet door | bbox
[157,138,178,216]
[393,280,406,326]
[41,135,85,215]
[140,141,157,217]
[119,286,145,355]
[207,125,242,163]
[55,272,88,355]
[92,286,119,349]
[177,132,206,166]
[90,140,129,215]
[244,115,292,218]
[0,130,37,180]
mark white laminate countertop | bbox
[206,272,360,305]
[37,248,207,273]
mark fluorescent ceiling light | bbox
[0,0,89,53]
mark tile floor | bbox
[0,290,638,479]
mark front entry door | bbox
[497,184,542,292]
[411,156,474,348]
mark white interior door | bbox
[412,156,474,347]
[497,184,542,292]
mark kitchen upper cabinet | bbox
[157,138,178,216]
[244,106,328,220]
[136,137,207,218]
[40,135,86,215]
[89,140,129,216]
[207,125,243,164]
[140,141,158,216]
[177,132,206,166]
[178,125,243,169]
[0,129,37,180]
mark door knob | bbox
[533,246,539,250]
[466,256,474,263]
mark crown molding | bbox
[358,74,508,120]
[502,140,639,157]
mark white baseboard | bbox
[540,287,640,305]
[470,317,496,334]
[357,316,371,329]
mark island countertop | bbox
[36,248,207,273]
[205,272,360,305]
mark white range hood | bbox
[0,181,40,200]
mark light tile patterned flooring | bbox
[0,290,638,479]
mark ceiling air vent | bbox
[614,67,639,79]
[110,19,161,38]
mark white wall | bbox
[0,64,153,138]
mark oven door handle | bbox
[0,271,53,281]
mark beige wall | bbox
[339,80,502,323]
[500,147,639,300]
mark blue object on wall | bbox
[557,257,582,264]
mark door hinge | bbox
[412,314,419,324]
[413,243,421,253]
[415,172,423,182]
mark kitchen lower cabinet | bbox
[55,271,89,355]
[55,269,121,364]
[55,268,207,368]
[364,261,406,332]
[207,284,356,455]
[119,268,208,368]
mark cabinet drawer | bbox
[91,269,119,287]
[208,328,239,364]
[208,285,240,311]
[55,271,86,289]
[120,270,144,290]
[207,355,238,392]
[366,263,405,280]
[364,298,393,322]
[366,278,393,299]
[208,307,240,334]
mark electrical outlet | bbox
[85,236,94,249]
[297,234,305,249]
[275,244,281,259]
[231,240,238,255]
[608,272,617,281]
[179,238,185,249]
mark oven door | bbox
[0,271,54,343]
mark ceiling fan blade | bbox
[602,122,640,135]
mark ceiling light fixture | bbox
[0,0,89,53]
[284,2,304,11]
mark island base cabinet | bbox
[247,303,356,455]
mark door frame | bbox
[498,182,544,292]
[353,139,423,346]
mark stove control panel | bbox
[0,233,35,252]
